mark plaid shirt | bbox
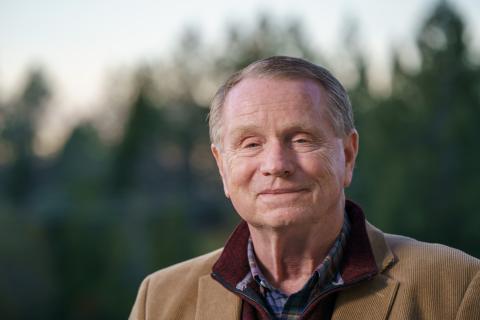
[242,215,350,319]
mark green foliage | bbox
[0,4,479,319]
[348,2,480,257]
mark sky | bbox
[1,0,480,153]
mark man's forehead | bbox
[221,80,333,138]
[223,76,326,115]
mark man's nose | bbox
[259,142,295,177]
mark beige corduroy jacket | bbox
[130,222,480,320]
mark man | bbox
[129,56,480,319]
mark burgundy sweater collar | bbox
[212,200,378,288]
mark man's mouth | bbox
[258,188,308,195]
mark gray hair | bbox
[208,56,355,146]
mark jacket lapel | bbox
[332,221,399,320]
[195,274,242,320]
[332,274,399,320]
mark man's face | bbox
[211,77,358,230]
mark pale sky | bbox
[1,0,480,153]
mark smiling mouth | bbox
[258,188,308,196]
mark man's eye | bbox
[293,138,309,144]
[244,142,260,148]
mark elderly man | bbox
[129,56,480,319]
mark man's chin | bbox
[247,208,315,230]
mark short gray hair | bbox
[208,56,355,146]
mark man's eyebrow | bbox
[284,124,318,134]
[282,124,327,137]
[229,123,323,139]
[229,125,264,139]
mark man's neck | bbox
[248,210,344,294]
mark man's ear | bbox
[343,130,359,187]
[211,144,230,198]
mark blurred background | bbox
[1,0,480,319]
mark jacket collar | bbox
[212,200,388,288]
[211,219,251,288]
[332,202,398,320]
[204,200,398,320]
[365,221,396,272]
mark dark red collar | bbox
[212,200,378,288]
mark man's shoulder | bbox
[146,248,223,287]
[367,222,479,273]
[383,232,480,280]
[385,232,479,264]
[129,249,225,320]
[362,230,480,318]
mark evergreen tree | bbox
[3,69,50,204]
[353,2,480,257]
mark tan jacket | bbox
[130,223,480,319]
